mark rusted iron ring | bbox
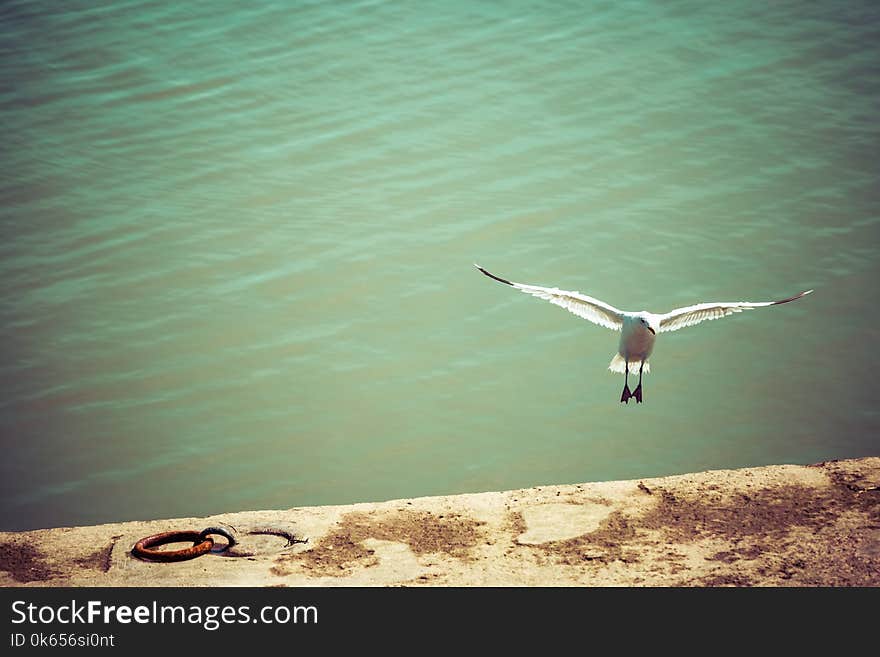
[132,531,214,562]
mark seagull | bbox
[474,264,813,404]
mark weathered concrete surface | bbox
[1,457,878,587]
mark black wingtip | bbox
[771,289,814,305]
[474,264,514,286]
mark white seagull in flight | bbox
[475,264,813,404]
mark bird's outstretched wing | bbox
[474,264,624,331]
[658,290,813,333]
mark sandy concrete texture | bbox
[1,457,878,587]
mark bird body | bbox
[474,264,812,403]
[612,314,658,374]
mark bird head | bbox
[637,315,658,335]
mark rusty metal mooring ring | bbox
[132,530,214,562]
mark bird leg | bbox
[620,358,632,403]
[633,361,644,403]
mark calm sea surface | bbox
[1,0,878,530]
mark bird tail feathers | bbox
[608,353,650,375]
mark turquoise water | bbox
[1,0,878,531]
